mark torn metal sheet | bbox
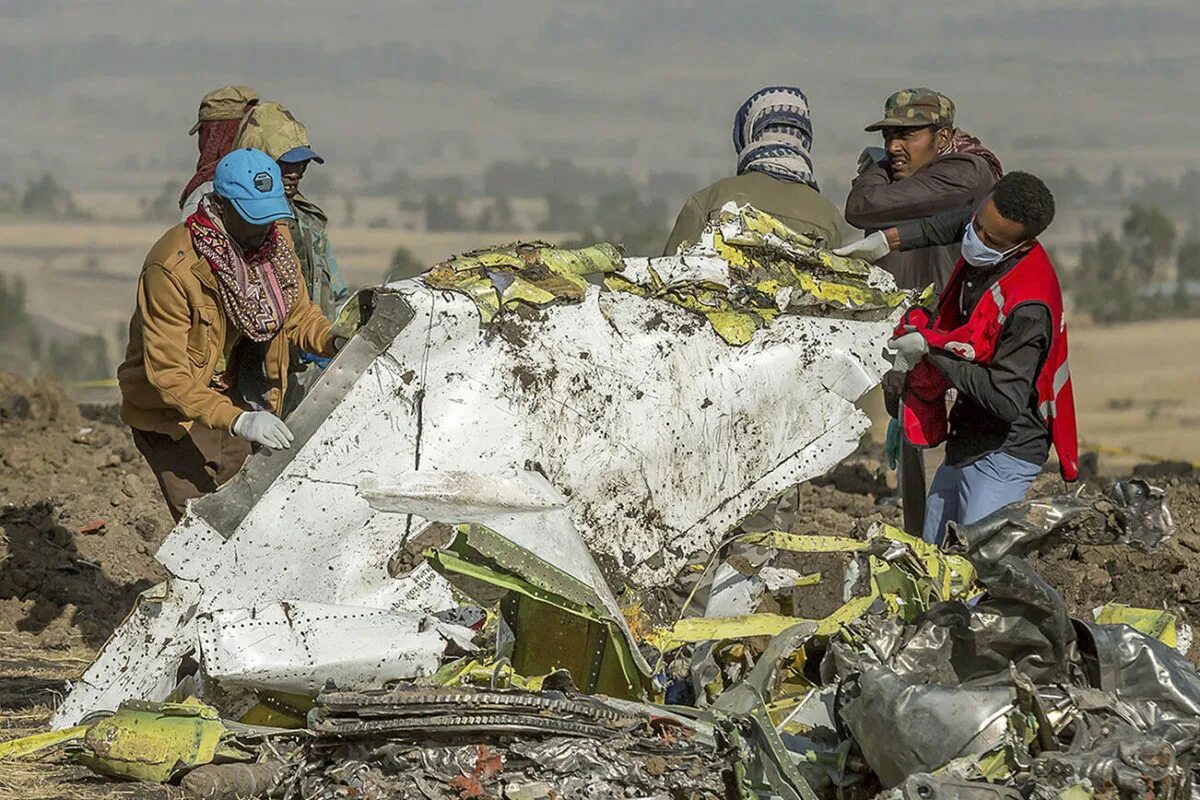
[946,478,1175,553]
[840,668,1019,788]
[56,208,906,727]
[612,203,907,345]
[424,241,624,322]
[299,685,728,798]
[196,601,475,695]
[663,524,977,649]
[1093,602,1191,655]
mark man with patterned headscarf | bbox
[120,148,335,521]
[663,86,844,255]
[180,86,260,217]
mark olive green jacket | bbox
[290,193,348,320]
[663,172,845,255]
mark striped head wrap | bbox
[733,86,818,190]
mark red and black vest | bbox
[898,244,1079,481]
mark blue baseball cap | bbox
[213,148,294,225]
[279,145,325,165]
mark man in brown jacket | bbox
[839,89,1000,293]
[120,148,334,520]
[836,89,1002,536]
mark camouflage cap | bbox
[189,85,260,134]
[235,102,324,164]
[864,88,955,132]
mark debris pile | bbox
[4,208,1200,799]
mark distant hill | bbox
[0,1,1197,192]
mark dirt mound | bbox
[0,372,170,648]
[795,442,1200,642]
[1027,465,1200,628]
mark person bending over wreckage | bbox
[663,85,844,254]
[118,148,336,521]
[839,171,1079,546]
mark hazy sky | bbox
[2,1,1198,191]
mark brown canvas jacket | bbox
[118,222,332,438]
[844,153,995,292]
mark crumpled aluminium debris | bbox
[424,241,624,322]
[613,203,910,345]
[944,478,1175,553]
[819,481,1199,794]
[294,685,728,799]
[56,207,904,728]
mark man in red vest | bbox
[844,172,1078,545]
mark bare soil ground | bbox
[0,372,176,798]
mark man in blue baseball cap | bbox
[118,147,336,521]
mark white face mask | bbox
[961,218,1025,267]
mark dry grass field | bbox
[0,218,570,348]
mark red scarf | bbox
[179,118,244,209]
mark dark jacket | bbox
[844,153,995,292]
[664,172,845,255]
[891,208,1053,467]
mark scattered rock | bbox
[78,519,108,536]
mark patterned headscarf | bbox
[185,195,300,342]
[733,86,818,190]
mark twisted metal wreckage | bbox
[14,205,1195,798]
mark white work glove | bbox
[833,231,892,262]
[233,411,294,450]
[858,146,886,174]
[887,331,929,373]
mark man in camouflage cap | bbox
[188,85,261,135]
[864,88,956,137]
[836,87,1002,538]
[840,88,1002,289]
[236,101,349,413]
[180,86,260,215]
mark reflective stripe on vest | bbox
[991,283,1007,325]
[1038,360,1071,422]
